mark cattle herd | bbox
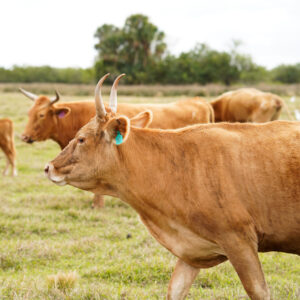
[0,74,299,300]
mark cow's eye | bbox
[78,137,85,144]
[40,114,44,118]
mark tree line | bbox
[1,14,300,85]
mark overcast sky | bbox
[0,0,299,70]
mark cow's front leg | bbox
[92,193,105,208]
[167,259,199,300]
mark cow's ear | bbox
[130,110,153,128]
[105,116,130,145]
[54,107,71,118]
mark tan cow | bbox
[45,74,300,300]
[0,119,17,176]
[20,83,213,207]
[211,88,283,122]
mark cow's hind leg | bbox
[167,259,200,300]
[3,157,10,176]
[1,139,17,176]
[9,137,17,176]
[222,237,270,300]
[6,149,17,176]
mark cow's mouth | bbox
[51,178,67,186]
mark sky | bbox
[0,0,299,70]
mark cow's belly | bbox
[140,216,226,266]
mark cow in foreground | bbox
[20,82,213,207]
[45,74,300,299]
[211,88,283,122]
[0,119,17,176]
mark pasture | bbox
[0,91,299,299]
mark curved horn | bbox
[109,74,125,114]
[95,73,110,118]
[19,88,38,101]
[50,90,60,105]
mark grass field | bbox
[0,92,299,299]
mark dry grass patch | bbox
[2,82,300,97]
[47,271,79,292]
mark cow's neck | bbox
[50,115,82,149]
[110,127,189,219]
[50,119,71,149]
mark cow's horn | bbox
[19,88,38,101]
[109,74,125,114]
[95,73,110,119]
[50,90,60,105]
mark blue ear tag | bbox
[115,131,123,145]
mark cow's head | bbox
[45,74,152,193]
[254,94,283,122]
[20,88,71,143]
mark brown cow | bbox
[0,119,17,176]
[20,88,213,148]
[211,88,283,122]
[45,74,300,300]
[20,82,213,207]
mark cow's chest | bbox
[139,215,225,265]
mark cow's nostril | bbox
[21,134,28,142]
[44,165,49,174]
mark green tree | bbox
[94,14,167,83]
[271,64,300,83]
[123,14,166,68]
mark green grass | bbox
[0,92,299,299]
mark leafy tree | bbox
[94,14,166,83]
[271,64,300,83]
[123,14,166,68]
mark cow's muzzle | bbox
[21,134,34,144]
[44,163,67,186]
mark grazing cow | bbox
[45,74,300,300]
[211,88,283,122]
[20,83,213,207]
[0,119,17,176]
